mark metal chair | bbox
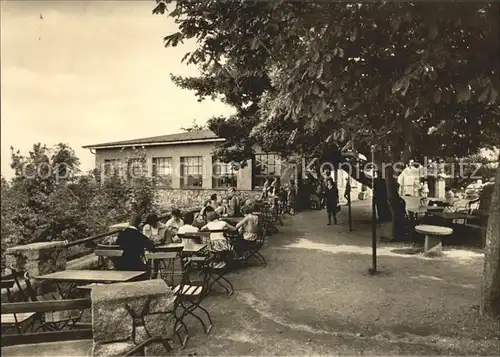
[173,259,213,341]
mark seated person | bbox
[200,211,237,254]
[165,209,183,242]
[236,205,260,242]
[178,212,200,234]
[115,214,155,272]
[209,193,218,209]
[445,186,455,200]
[142,213,167,245]
[215,198,229,217]
[194,203,214,227]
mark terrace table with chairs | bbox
[35,270,148,298]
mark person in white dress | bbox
[142,214,167,245]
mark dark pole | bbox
[347,178,353,232]
[371,145,377,273]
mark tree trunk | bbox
[481,158,500,319]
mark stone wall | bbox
[5,241,67,277]
[158,188,262,209]
[91,279,176,357]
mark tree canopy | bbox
[155,0,499,164]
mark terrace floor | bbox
[3,200,499,356]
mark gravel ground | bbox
[3,201,499,356]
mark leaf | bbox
[312,50,320,63]
[152,2,166,15]
[428,21,438,40]
[478,88,490,103]
[401,77,410,96]
[312,84,320,95]
[392,80,403,94]
[391,17,402,31]
[405,107,411,118]
[433,90,442,104]
[316,63,324,79]
[455,84,471,103]
[489,88,498,104]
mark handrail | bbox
[1,329,93,347]
[1,298,91,314]
[65,207,202,249]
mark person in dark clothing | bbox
[325,179,339,225]
[115,214,155,273]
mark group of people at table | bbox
[113,188,260,274]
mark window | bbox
[103,159,121,176]
[127,158,146,180]
[253,153,280,188]
[212,161,237,188]
[152,157,173,187]
[180,156,203,188]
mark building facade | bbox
[83,130,298,208]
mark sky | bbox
[0,0,234,179]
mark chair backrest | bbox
[95,245,123,269]
[5,267,37,302]
[94,249,124,257]
[96,243,121,249]
[177,232,206,244]
[154,244,184,254]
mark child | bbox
[325,179,339,225]
[165,209,184,242]
[236,205,260,242]
[201,211,237,258]
[234,205,260,257]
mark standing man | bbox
[227,187,242,217]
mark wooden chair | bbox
[1,271,37,334]
[1,298,91,346]
[95,244,123,269]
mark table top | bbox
[144,252,177,260]
[415,225,453,236]
[35,270,147,282]
[157,243,207,253]
[430,212,476,220]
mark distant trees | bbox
[1,143,159,271]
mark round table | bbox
[415,225,453,257]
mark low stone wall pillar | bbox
[92,279,176,357]
[5,241,67,277]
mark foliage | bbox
[156,0,500,164]
[181,119,208,132]
[1,144,160,270]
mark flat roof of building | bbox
[83,129,224,149]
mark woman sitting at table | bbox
[116,214,155,273]
[165,209,183,243]
[142,213,167,245]
[201,211,237,260]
